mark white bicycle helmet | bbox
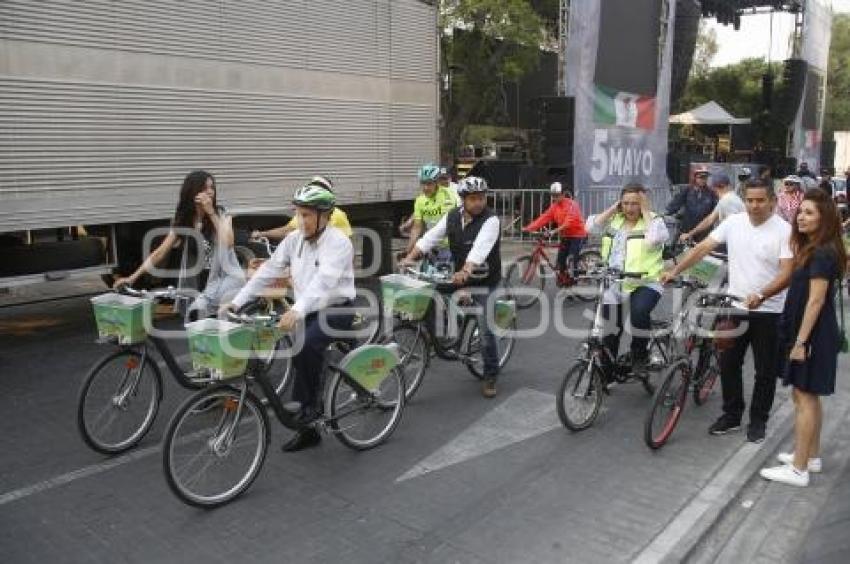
[457,176,488,196]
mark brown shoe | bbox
[482,378,497,398]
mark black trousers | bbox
[556,237,585,272]
[719,311,781,425]
[292,303,354,413]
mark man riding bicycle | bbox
[401,176,503,398]
[522,181,587,284]
[226,179,356,452]
[586,183,669,375]
[402,164,461,265]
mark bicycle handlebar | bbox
[116,285,195,301]
[225,308,281,327]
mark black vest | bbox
[446,207,501,287]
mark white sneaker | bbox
[760,464,810,487]
[776,452,822,473]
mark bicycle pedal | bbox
[282,401,302,416]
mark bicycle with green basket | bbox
[161,302,406,507]
[382,266,517,401]
[78,286,292,455]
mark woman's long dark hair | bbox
[173,170,217,241]
[790,188,847,277]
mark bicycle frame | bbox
[230,341,380,433]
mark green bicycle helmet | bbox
[418,164,440,183]
[293,182,336,211]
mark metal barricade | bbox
[489,185,679,241]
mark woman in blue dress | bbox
[761,189,847,487]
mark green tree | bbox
[676,57,786,149]
[824,14,850,142]
[690,21,718,78]
[440,0,553,162]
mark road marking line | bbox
[396,387,561,482]
[0,443,161,507]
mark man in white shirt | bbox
[662,179,793,443]
[401,176,503,398]
[228,180,356,452]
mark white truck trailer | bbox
[0,0,438,286]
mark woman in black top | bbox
[761,189,847,487]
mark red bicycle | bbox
[505,228,603,308]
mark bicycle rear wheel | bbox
[77,349,162,455]
[569,249,603,302]
[692,346,720,406]
[557,361,603,431]
[327,367,405,450]
[644,360,690,449]
[391,322,429,401]
[505,255,545,308]
[462,316,516,379]
[163,385,269,508]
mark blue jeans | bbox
[602,286,661,362]
[472,285,501,380]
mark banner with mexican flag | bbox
[593,84,656,130]
[564,0,675,210]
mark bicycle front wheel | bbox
[462,316,516,379]
[258,334,294,399]
[644,360,690,450]
[557,361,603,431]
[327,367,405,451]
[392,322,429,401]
[505,255,545,308]
[163,385,269,508]
[692,347,720,406]
[77,349,162,454]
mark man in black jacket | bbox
[666,169,718,241]
[401,176,503,398]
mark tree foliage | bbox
[690,21,718,78]
[824,14,850,138]
[440,0,554,161]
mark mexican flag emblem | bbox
[594,84,656,130]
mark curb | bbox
[633,393,796,563]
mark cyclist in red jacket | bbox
[522,182,588,284]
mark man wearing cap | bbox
[797,161,816,179]
[777,175,804,223]
[666,169,718,242]
[736,167,752,194]
[522,182,587,282]
[679,172,745,243]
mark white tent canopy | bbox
[669,101,751,125]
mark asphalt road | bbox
[0,287,773,564]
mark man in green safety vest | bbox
[585,183,669,374]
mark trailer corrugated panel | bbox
[0,0,437,232]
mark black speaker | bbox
[536,96,574,167]
[731,124,753,151]
[537,96,574,132]
[543,144,573,165]
[821,141,836,170]
[761,72,774,110]
[774,58,807,126]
